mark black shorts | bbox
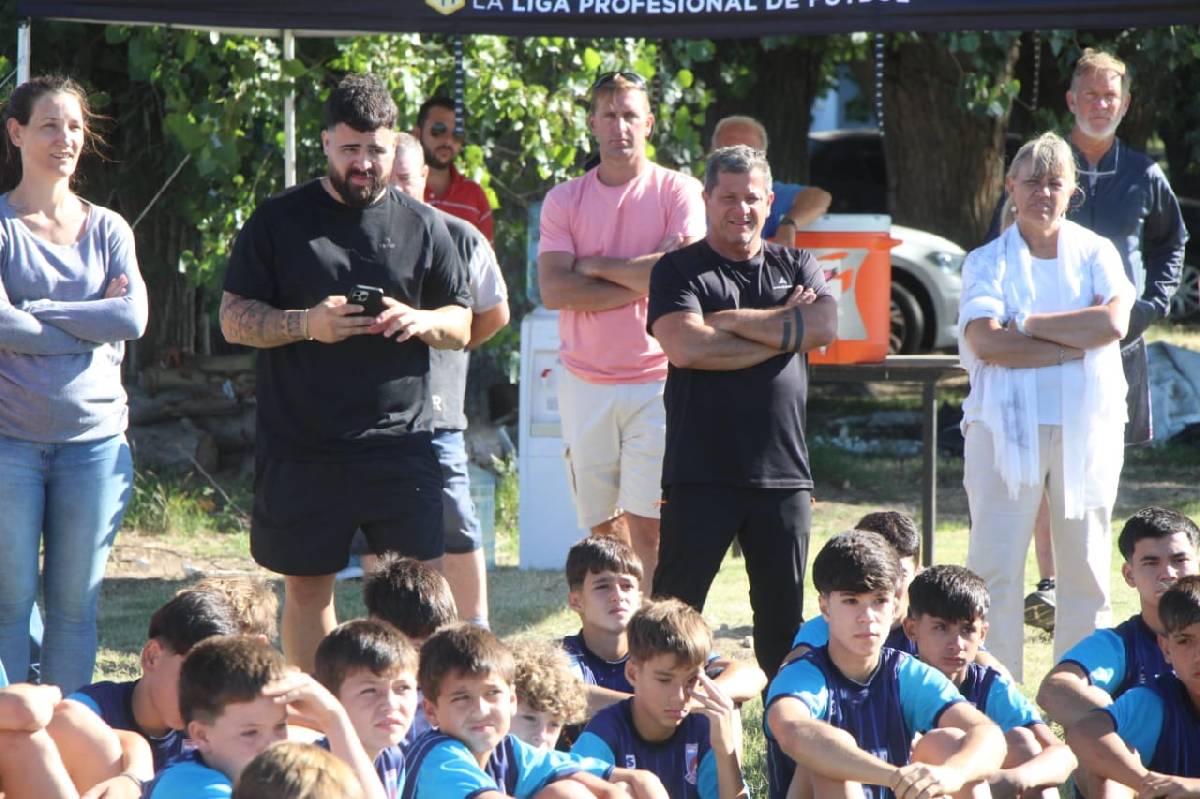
[250,444,442,576]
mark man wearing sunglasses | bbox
[537,71,706,583]
[413,96,494,243]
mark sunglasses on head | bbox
[428,121,462,138]
[592,70,648,90]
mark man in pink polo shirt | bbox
[537,71,705,582]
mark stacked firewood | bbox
[128,354,256,474]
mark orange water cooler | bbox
[794,214,899,365]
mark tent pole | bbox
[283,29,296,188]
[17,18,31,85]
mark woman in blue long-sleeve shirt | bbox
[0,75,148,692]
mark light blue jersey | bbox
[145,751,231,798]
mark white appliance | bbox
[517,307,588,569]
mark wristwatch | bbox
[778,217,798,229]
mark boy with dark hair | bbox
[364,554,458,645]
[572,599,746,799]
[315,620,419,798]
[904,566,1075,799]
[766,531,1005,799]
[147,636,384,799]
[1069,574,1200,793]
[510,640,588,752]
[364,554,459,746]
[63,589,240,770]
[790,512,921,656]
[1039,507,1200,727]
[405,624,660,799]
[562,536,763,721]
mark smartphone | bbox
[348,285,386,317]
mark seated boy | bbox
[62,589,240,771]
[765,531,1005,799]
[903,565,1075,799]
[364,554,459,744]
[510,640,588,751]
[1038,506,1199,726]
[562,536,764,721]
[787,514,1007,674]
[571,599,747,799]
[190,576,281,641]
[145,635,384,799]
[234,741,365,799]
[315,619,420,797]
[1068,574,1200,796]
[789,512,922,656]
[0,681,151,799]
[404,623,662,799]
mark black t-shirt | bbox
[647,239,830,489]
[224,181,470,460]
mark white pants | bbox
[964,423,1114,683]
[557,369,666,529]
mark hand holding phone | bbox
[348,285,387,317]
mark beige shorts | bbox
[557,369,666,528]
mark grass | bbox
[86,320,1199,788]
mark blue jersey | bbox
[402,731,610,799]
[69,679,189,771]
[375,745,406,799]
[956,663,1041,732]
[572,698,721,799]
[144,750,231,798]
[318,738,406,799]
[765,182,807,239]
[792,616,918,657]
[562,632,632,694]
[402,695,432,750]
[1059,613,1168,699]
[1105,673,1200,776]
[764,646,964,799]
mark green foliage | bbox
[124,470,250,537]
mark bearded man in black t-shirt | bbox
[219,74,472,672]
[647,144,837,679]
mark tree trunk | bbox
[883,34,1019,249]
[698,39,827,183]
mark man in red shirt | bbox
[413,96,494,242]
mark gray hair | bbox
[711,115,769,153]
[394,130,424,163]
[704,145,772,195]
[1001,131,1077,231]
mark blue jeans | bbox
[0,433,132,692]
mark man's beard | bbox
[328,165,386,208]
[1078,114,1122,141]
[423,144,453,171]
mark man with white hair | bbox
[1062,48,1187,445]
[710,115,831,247]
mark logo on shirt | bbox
[624,754,637,769]
[380,236,396,250]
[773,279,793,290]
[685,742,699,785]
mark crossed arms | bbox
[652,287,837,371]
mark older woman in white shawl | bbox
[959,132,1133,682]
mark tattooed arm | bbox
[219,292,374,348]
[705,290,837,354]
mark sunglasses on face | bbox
[592,70,648,90]
[428,121,462,139]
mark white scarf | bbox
[963,221,1127,518]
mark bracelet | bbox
[778,217,798,229]
[303,308,312,341]
[117,771,144,789]
[1056,346,1065,366]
